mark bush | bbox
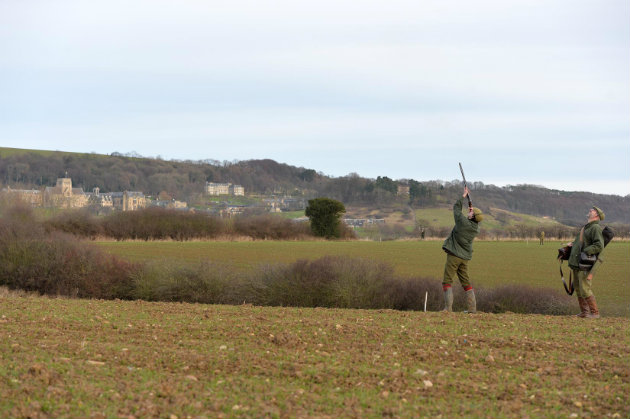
[101,207,224,241]
[131,261,244,304]
[475,285,573,315]
[0,230,136,299]
[43,209,103,238]
[232,215,311,240]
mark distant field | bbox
[415,207,567,231]
[1,291,627,418]
[97,240,630,317]
[0,146,86,158]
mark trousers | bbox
[443,253,472,290]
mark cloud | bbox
[0,0,628,195]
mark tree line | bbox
[1,148,628,225]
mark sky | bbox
[1,0,629,196]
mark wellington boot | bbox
[585,296,600,319]
[442,287,453,312]
[464,289,476,313]
[576,297,589,318]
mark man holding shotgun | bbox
[441,164,483,313]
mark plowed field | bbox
[1,291,628,418]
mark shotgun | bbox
[459,162,472,209]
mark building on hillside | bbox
[108,191,147,211]
[264,197,306,212]
[206,182,245,196]
[43,177,89,208]
[0,186,43,206]
[153,199,188,209]
[220,205,246,218]
[87,187,113,208]
[229,184,245,196]
[343,218,386,228]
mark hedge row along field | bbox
[97,240,630,317]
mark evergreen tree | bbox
[305,197,346,238]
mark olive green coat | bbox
[442,197,479,261]
[568,220,605,274]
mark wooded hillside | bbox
[1,147,628,224]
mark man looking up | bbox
[567,206,605,318]
[441,187,483,313]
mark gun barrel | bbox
[458,162,473,208]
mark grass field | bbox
[97,240,630,317]
[414,207,567,231]
[1,290,627,418]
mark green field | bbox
[415,207,566,231]
[1,290,627,418]
[97,240,630,317]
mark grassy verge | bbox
[1,291,627,419]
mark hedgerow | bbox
[0,206,573,315]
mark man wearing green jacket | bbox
[441,187,483,313]
[567,206,605,318]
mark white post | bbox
[424,291,428,312]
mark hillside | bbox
[1,146,628,225]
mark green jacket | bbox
[568,220,605,272]
[442,197,479,260]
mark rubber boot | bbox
[576,297,589,318]
[464,289,476,313]
[585,296,600,319]
[442,287,453,312]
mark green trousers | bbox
[571,269,594,298]
[443,253,472,290]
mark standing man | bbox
[441,187,483,313]
[540,230,545,245]
[567,207,605,318]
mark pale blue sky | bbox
[1,0,628,196]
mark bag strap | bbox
[559,260,574,295]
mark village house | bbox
[153,199,188,210]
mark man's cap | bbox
[473,207,483,222]
[592,206,605,221]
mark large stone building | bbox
[0,187,42,206]
[206,182,244,196]
[43,177,89,209]
[107,191,147,211]
[88,187,113,208]
[2,177,148,212]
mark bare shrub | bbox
[382,276,444,311]
[131,261,244,304]
[0,230,136,299]
[476,285,573,315]
[43,209,103,238]
[254,256,435,309]
[101,207,224,241]
[251,256,574,315]
[233,215,312,240]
